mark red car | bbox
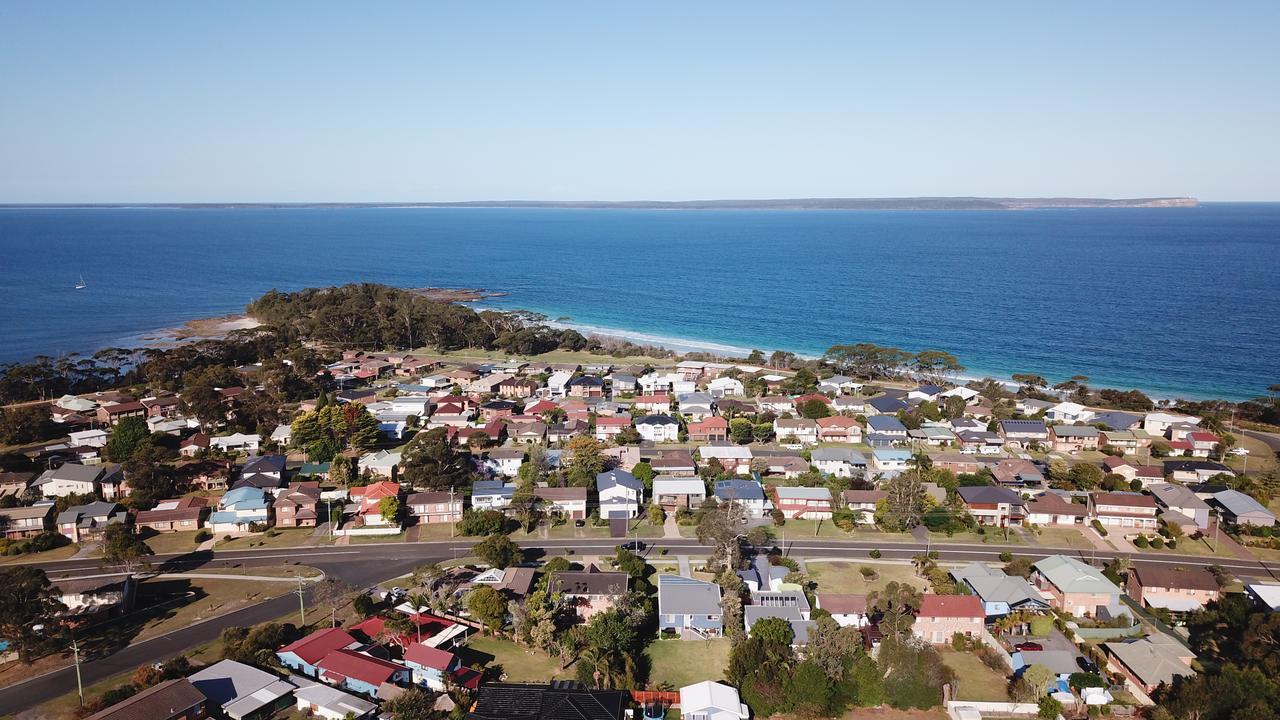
[1015,642,1044,652]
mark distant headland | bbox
[0,196,1198,210]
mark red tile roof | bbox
[315,649,404,686]
[278,627,358,666]
[403,642,456,671]
[918,594,984,619]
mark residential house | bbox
[273,485,320,528]
[1015,398,1054,416]
[56,501,127,543]
[815,593,871,628]
[189,659,297,720]
[687,416,729,443]
[210,433,261,454]
[0,471,32,499]
[866,395,908,415]
[486,448,526,478]
[551,565,629,619]
[998,420,1050,449]
[0,504,55,539]
[866,416,908,447]
[810,448,867,478]
[956,431,1004,454]
[180,433,210,457]
[1030,555,1123,618]
[632,394,671,414]
[636,415,680,443]
[471,480,515,512]
[292,683,376,720]
[950,563,1050,617]
[1164,460,1231,484]
[815,415,863,444]
[958,486,1026,527]
[1143,412,1200,437]
[678,681,749,720]
[1024,491,1088,526]
[1210,489,1276,527]
[1045,402,1094,424]
[82,679,208,720]
[648,452,695,477]
[1099,430,1141,456]
[1186,432,1221,458]
[773,486,832,519]
[714,479,769,517]
[842,489,886,524]
[757,395,795,414]
[31,463,104,498]
[402,642,474,692]
[96,401,147,426]
[1126,565,1221,613]
[831,395,868,415]
[135,496,208,533]
[210,486,271,534]
[658,574,723,638]
[1089,492,1158,532]
[871,448,911,473]
[358,450,402,479]
[909,425,958,447]
[68,429,108,448]
[510,421,547,444]
[467,683,627,720]
[912,595,985,644]
[1102,636,1196,694]
[707,377,745,398]
[315,649,410,698]
[54,574,136,617]
[697,446,753,475]
[597,469,644,519]
[990,458,1045,487]
[817,375,862,394]
[406,491,463,524]
[1148,483,1211,531]
[594,415,633,442]
[745,590,814,645]
[1050,425,1100,453]
[534,487,588,520]
[1244,583,1280,611]
[348,481,402,528]
[567,375,606,399]
[653,477,706,511]
[277,628,362,678]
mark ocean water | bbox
[0,204,1277,401]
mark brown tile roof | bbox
[1131,564,1219,592]
[82,678,206,720]
[816,593,868,614]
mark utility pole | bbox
[295,575,307,625]
[1211,508,1220,553]
[71,635,84,707]
[450,485,456,539]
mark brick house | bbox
[912,594,985,644]
[1126,564,1221,613]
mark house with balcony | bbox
[534,487,588,520]
[0,504,55,539]
[958,486,1026,527]
[551,565,630,620]
[1088,491,1158,532]
[714,479,769,517]
[773,486,832,520]
[1050,425,1100,453]
[658,575,723,639]
[1126,564,1221,614]
[1025,491,1088,526]
[273,484,321,528]
[810,448,867,478]
[135,496,209,533]
[687,416,729,443]
[471,480,516,513]
[406,491,463,524]
[636,415,680,443]
[998,420,1050,449]
[1030,555,1123,619]
[654,477,706,511]
[597,469,643,519]
[815,415,862,444]
[594,415,633,442]
[841,489,886,524]
[950,563,1050,617]
[210,486,271,534]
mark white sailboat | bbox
[74,274,87,289]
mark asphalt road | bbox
[2,535,1277,715]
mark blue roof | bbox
[210,510,267,524]
[221,486,268,507]
[873,449,912,461]
[715,479,765,501]
[867,416,907,432]
[868,396,908,413]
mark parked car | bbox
[1015,642,1043,652]
[621,541,647,552]
[1076,656,1099,673]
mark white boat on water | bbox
[74,274,87,289]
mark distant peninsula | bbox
[1,196,1198,210]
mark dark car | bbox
[1015,642,1043,652]
[621,541,647,552]
[1076,655,1099,673]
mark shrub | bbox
[659,548,669,555]
[195,529,212,542]
[1029,615,1054,637]
[1134,535,1149,548]
[860,566,878,579]
[1091,519,1108,537]
[999,551,1013,562]
[869,549,882,559]
[1039,696,1064,720]
[770,508,786,526]
[1150,536,1164,549]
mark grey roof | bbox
[868,396,909,413]
[1032,555,1120,596]
[596,469,642,493]
[1051,425,1100,438]
[241,455,286,475]
[810,448,865,464]
[1148,483,1209,511]
[958,485,1025,506]
[1103,638,1196,688]
[952,565,1047,609]
[1016,650,1080,676]
[291,683,376,717]
[55,501,123,526]
[637,414,679,426]
[34,463,102,486]
[1000,419,1049,434]
[658,575,721,615]
[471,480,516,499]
[1212,489,1275,519]
[188,659,294,709]
[1090,411,1143,430]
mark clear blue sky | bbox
[2,2,1277,202]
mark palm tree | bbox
[404,593,431,642]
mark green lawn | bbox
[214,527,323,550]
[350,531,407,544]
[807,561,928,595]
[646,638,732,688]
[410,522,458,540]
[777,519,915,542]
[139,530,204,555]
[1147,535,1239,558]
[1034,526,1097,550]
[0,542,80,565]
[927,530,1025,546]
[940,649,1010,701]
[462,636,568,682]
